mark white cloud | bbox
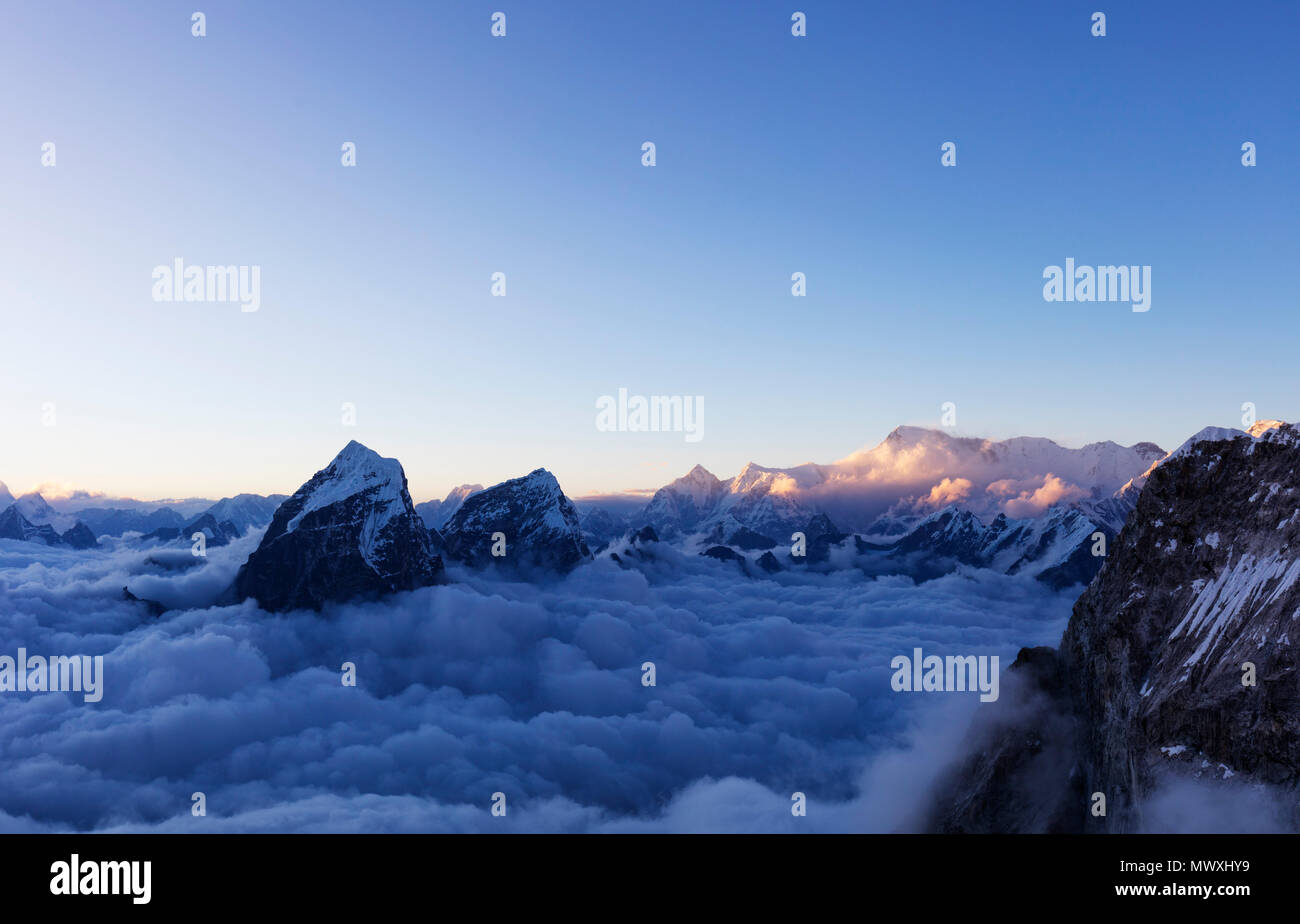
[0,536,1074,832]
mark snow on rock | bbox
[231,441,442,611]
[440,468,590,572]
[637,425,1163,541]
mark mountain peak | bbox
[16,491,52,511]
[232,443,440,611]
[1247,419,1286,438]
[335,439,382,463]
[886,425,946,443]
[441,468,590,571]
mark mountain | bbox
[13,493,78,534]
[440,469,590,572]
[200,494,287,535]
[639,465,729,536]
[635,427,1164,541]
[0,482,12,509]
[887,503,1109,588]
[414,484,483,531]
[142,510,243,547]
[0,504,97,548]
[73,506,186,537]
[56,521,98,549]
[577,506,629,550]
[0,506,63,545]
[637,461,818,542]
[231,441,443,611]
[0,493,99,548]
[929,421,1300,832]
[50,491,216,518]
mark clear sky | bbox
[2,0,1297,502]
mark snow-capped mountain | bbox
[0,482,13,509]
[48,490,216,518]
[0,493,99,548]
[440,469,590,572]
[890,504,1108,588]
[639,465,730,536]
[142,512,241,548]
[637,462,819,542]
[0,504,98,548]
[577,506,629,549]
[930,421,1300,832]
[201,494,287,536]
[0,506,64,545]
[231,441,443,611]
[71,506,186,538]
[13,493,78,534]
[634,426,1163,544]
[415,484,483,531]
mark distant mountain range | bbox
[3,423,1269,608]
[0,486,290,551]
[611,425,1167,538]
[572,426,1171,586]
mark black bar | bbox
[0,834,1274,911]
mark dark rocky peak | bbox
[231,441,442,612]
[440,468,590,573]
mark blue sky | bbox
[1,0,1296,501]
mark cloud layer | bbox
[0,535,1074,832]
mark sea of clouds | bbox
[0,532,1075,833]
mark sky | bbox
[1,0,1297,502]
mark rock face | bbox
[1061,423,1300,830]
[0,504,98,548]
[0,506,62,545]
[577,506,630,550]
[58,521,99,549]
[928,647,1083,833]
[726,525,777,551]
[182,513,241,548]
[440,469,590,572]
[886,504,1110,588]
[798,514,849,564]
[701,544,742,562]
[929,422,1300,832]
[200,494,286,536]
[147,513,241,548]
[231,441,443,611]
